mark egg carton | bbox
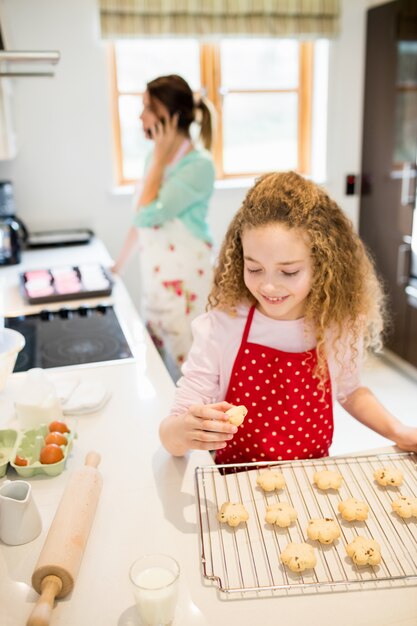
[0,424,74,478]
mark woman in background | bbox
[113,75,216,379]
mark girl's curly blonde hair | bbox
[208,171,387,386]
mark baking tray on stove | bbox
[195,452,417,596]
[19,263,113,304]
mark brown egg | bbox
[48,420,70,434]
[14,455,29,466]
[39,444,64,465]
[45,432,68,446]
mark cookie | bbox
[225,405,248,427]
[306,518,341,544]
[373,467,403,487]
[391,495,417,519]
[345,536,381,566]
[265,502,297,528]
[338,497,369,522]
[313,470,343,490]
[217,502,249,527]
[256,469,286,492]
[280,542,317,573]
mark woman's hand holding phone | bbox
[150,112,180,166]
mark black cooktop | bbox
[5,304,133,371]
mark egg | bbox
[39,444,64,465]
[45,432,68,446]
[14,455,29,466]
[48,420,70,434]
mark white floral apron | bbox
[137,219,213,369]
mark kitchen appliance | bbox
[196,452,417,595]
[28,452,102,626]
[26,228,93,248]
[0,180,28,266]
[405,175,417,307]
[359,0,417,367]
[4,304,133,371]
[0,21,59,78]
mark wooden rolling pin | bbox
[27,451,103,626]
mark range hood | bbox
[0,25,59,77]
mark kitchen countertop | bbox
[1,241,417,626]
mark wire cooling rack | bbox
[195,452,417,595]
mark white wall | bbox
[0,0,381,308]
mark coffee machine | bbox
[0,181,28,265]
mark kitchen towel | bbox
[54,378,111,415]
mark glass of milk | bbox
[129,554,180,626]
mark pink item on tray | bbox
[20,263,113,304]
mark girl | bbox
[159,171,417,462]
[114,75,216,379]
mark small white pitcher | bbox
[0,480,42,545]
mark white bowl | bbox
[0,328,25,392]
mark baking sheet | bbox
[195,452,417,595]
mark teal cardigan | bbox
[133,148,215,244]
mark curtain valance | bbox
[99,0,340,38]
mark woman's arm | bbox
[113,115,182,273]
[137,114,181,207]
[341,386,417,451]
[112,226,139,274]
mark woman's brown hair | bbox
[146,74,214,150]
[208,171,386,385]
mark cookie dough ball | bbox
[313,470,343,491]
[345,536,381,566]
[280,542,317,573]
[374,467,403,487]
[217,502,249,527]
[265,502,298,528]
[392,495,417,519]
[225,405,248,427]
[338,497,369,522]
[256,469,286,492]
[306,518,341,544]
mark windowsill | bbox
[110,174,326,196]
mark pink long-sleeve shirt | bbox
[170,304,362,416]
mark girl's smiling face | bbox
[241,223,313,320]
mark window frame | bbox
[109,40,314,185]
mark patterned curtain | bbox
[99,0,341,38]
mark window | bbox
[109,39,328,185]
[394,41,417,164]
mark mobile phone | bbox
[145,117,165,139]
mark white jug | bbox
[0,480,42,545]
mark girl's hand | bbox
[180,401,238,452]
[392,424,417,453]
[149,112,180,166]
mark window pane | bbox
[221,39,299,90]
[119,95,151,180]
[397,42,417,87]
[395,41,417,163]
[394,91,417,163]
[115,40,201,92]
[223,93,298,174]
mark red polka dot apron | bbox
[215,305,334,465]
